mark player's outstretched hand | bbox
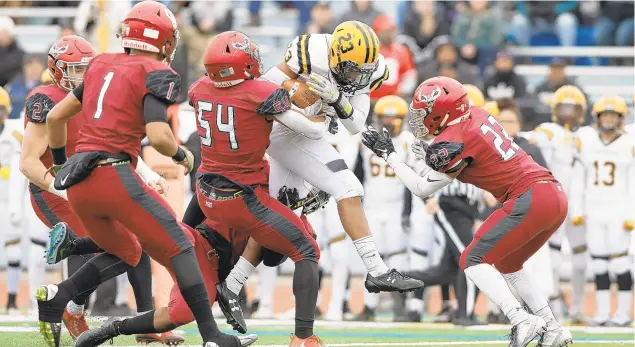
[411,140,428,160]
[173,146,195,175]
[361,125,396,161]
[307,73,340,104]
[148,177,169,197]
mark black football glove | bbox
[361,125,396,161]
[277,186,303,210]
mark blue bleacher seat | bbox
[574,26,608,66]
[529,32,560,64]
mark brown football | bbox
[282,78,321,109]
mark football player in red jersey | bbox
[362,77,572,347]
[41,2,251,347]
[19,35,180,346]
[45,219,257,347]
[187,31,325,347]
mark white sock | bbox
[353,236,389,276]
[365,292,379,310]
[225,257,256,295]
[66,301,84,315]
[616,290,633,322]
[570,267,586,316]
[407,297,424,313]
[28,243,46,310]
[594,290,610,322]
[7,264,20,294]
[503,268,555,325]
[256,265,278,310]
[115,274,129,307]
[464,264,527,325]
[326,261,348,317]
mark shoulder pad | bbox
[145,69,181,105]
[425,141,464,172]
[285,34,314,75]
[256,88,292,116]
[25,93,56,123]
[369,63,390,92]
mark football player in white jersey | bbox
[524,85,588,321]
[217,21,423,327]
[570,95,634,327]
[356,96,413,320]
[0,87,48,314]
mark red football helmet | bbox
[203,31,263,88]
[408,76,470,139]
[120,0,179,64]
[47,35,95,91]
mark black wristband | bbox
[51,147,67,165]
[328,92,353,120]
[172,147,186,162]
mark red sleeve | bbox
[426,129,471,173]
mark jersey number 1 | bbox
[480,115,519,161]
[197,101,238,150]
[93,71,114,119]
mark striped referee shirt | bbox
[437,180,482,205]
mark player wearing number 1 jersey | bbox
[362,77,572,347]
[42,3,249,347]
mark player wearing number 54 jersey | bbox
[42,2,251,347]
[362,77,572,347]
[570,95,634,327]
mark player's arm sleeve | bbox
[256,88,327,140]
[72,83,84,103]
[145,69,181,105]
[338,93,370,135]
[528,127,554,164]
[386,152,453,198]
[262,65,292,86]
[143,94,169,124]
[25,93,57,123]
[135,156,161,183]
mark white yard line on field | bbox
[113,342,634,347]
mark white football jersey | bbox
[361,131,414,209]
[284,34,389,98]
[523,122,577,193]
[0,119,24,202]
[570,126,635,219]
[625,123,634,134]
[325,122,361,168]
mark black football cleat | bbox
[75,318,121,347]
[36,285,66,347]
[203,333,258,347]
[46,222,77,265]
[364,269,424,293]
[216,282,247,333]
[351,306,375,321]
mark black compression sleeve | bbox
[72,83,84,103]
[143,94,169,124]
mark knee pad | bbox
[609,255,631,276]
[616,271,633,291]
[571,249,588,271]
[333,171,364,201]
[262,248,288,267]
[5,243,21,265]
[595,273,611,291]
[591,257,609,275]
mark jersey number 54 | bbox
[196,100,239,150]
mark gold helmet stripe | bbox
[363,22,378,62]
[353,21,370,64]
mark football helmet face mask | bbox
[551,85,587,130]
[47,35,95,91]
[204,31,263,87]
[121,0,180,64]
[373,95,408,137]
[329,21,380,94]
[408,77,469,140]
[592,95,627,132]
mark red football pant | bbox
[29,184,88,237]
[167,230,218,326]
[197,185,320,263]
[460,182,568,274]
[67,164,192,268]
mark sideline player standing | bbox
[570,95,634,327]
[41,2,241,346]
[524,85,588,321]
[362,77,572,347]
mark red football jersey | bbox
[189,77,291,186]
[75,53,180,165]
[24,84,84,169]
[426,106,554,202]
[371,44,416,100]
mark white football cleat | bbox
[509,314,547,347]
[538,324,573,347]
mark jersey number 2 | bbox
[93,71,114,119]
[480,115,519,161]
[197,101,238,150]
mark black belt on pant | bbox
[197,179,245,201]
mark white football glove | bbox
[307,73,340,104]
[411,140,428,160]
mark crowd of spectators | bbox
[0,0,633,125]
